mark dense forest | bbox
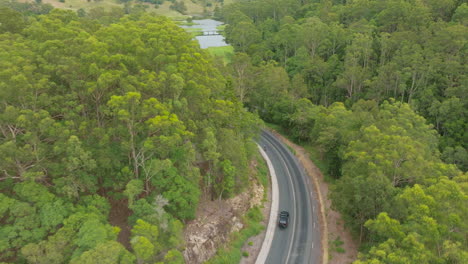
[217,0,467,262]
[0,3,262,263]
[219,0,467,171]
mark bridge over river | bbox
[179,19,228,49]
[197,30,224,36]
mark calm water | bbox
[180,19,229,49]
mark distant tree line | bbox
[219,0,467,171]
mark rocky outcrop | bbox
[183,182,264,264]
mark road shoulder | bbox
[240,145,279,264]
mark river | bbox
[180,19,229,49]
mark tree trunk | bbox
[359,222,364,244]
[128,122,139,177]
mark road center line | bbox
[264,134,297,264]
[282,156,297,264]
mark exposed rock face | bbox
[183,182,264,264]
[185,222,223,263]
[250,181,264,208]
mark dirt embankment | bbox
[271,131,358,264]
[183,179,265,264]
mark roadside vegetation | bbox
[203,149,268,264]
[217,0,468,262]
[330,236,345,254]
[254,151,269,189]
[206,206,264,264]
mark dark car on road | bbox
[278,211,290,229]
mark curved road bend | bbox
[260,130,321,264]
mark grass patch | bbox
[147,1,186,17]
[206,206,264,264]
[336,247,345,253]
[190,31,204,37]
[206,46,233,64]
[176,21,197,26]
[216,24,226,36]
[38,0,212,17]
[183,27,204,37]
[40,0,122,11]
[183,27,203,31]
[254,151,269,188]
[330,236,346,254]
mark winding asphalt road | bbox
[260,130,321,264]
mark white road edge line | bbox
[255,144,280,264]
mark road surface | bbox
[260,130,321,264]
